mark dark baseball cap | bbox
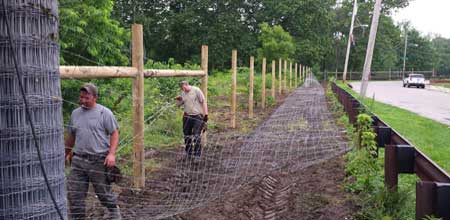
[80,83,98,97]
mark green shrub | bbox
[345,113,414,220]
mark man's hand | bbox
[104,153,116,167]
[175,95,182,101]
[65,148,73,166]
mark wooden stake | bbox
[201,45,208,147]
[278,59,282,95]
[132,24,145,189]
[299,64,302,82]
[289,62,292,88]
[262,58,266,109]
[271,60,276,98]
[201,45,208,102]
[303,65,306,80]
[284,60,287,92]
[295,63,298,87]
[231,50,237,128]
[249,56,254,118]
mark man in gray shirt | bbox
[65,83,121,220]
[176,81,208,160]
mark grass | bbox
[433,83,450,89]
[327,82,416,220]
[336,81,450,173]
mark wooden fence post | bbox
[271,60,276,98]
[132,24,145,188]
[278,58,282,95]
[303,65,306,80]
[284,60,287,92]
[289,62,292,89]
[201,45,208,101]
[295,63,298,86]
[262,57,266,110]
[231,50,237,128]
[249,56,254,118]
[299,64,302,82]
[201,45,208,147]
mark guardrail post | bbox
[385,145,399,190]
[376,126,392,148]
[385,145,415,191]
[416,181,435,220]
[436,183,450,219]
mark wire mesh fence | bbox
[0,0,67,219]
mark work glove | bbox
[105,166,122,184]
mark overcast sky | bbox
[392,0,450,38]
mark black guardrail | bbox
[331,82,450,220]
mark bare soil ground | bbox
[175,154,355,220]
[84,86,357,220]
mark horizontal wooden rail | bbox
[331,82,450,220]
[60,66,137,78]
[60,66,205,79]
[143,69,205,77]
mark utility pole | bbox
[342,0,358,83]
[402,28,408,79]
[360,0,383,97]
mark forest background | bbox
[58,0,450,154]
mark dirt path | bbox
[85,79,356,219]
[176,154,355,220]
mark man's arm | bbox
[64,133,75,162]
[201,92,208,116]
[175,95,183,107]
[105,129,119,167]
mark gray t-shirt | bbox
[181,86,204,115]
[67,104,119,155]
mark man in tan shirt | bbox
[176,81,208,160]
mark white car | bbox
[403,74,425,88]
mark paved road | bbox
[351,81,450,126]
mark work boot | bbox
[104,206,122,220]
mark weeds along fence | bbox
[331,82,450,220]
[59,24,312,189]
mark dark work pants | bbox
[67,156,118,220]
[183,114,204,156]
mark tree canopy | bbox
[58,0,450,75]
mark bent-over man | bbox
[65,83,121,220]
[176,81,208,160]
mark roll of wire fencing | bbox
[0,1,67,219]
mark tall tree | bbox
[258,0,337,67]
[432,37,450,74]
[60,0,129,66]
[257,23,295,62]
